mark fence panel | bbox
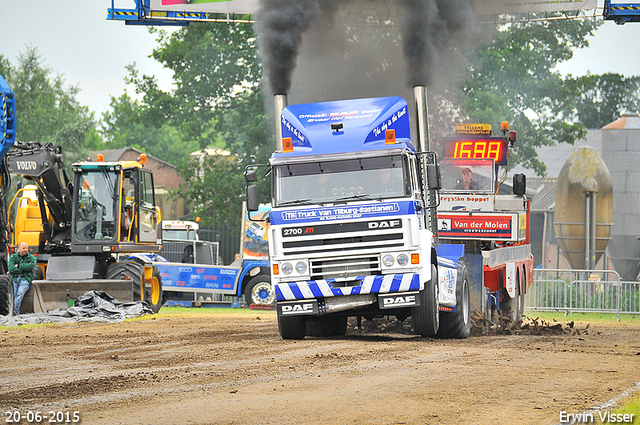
[526,269,640,318]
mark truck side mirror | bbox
[246,185,260,212]
[426,163,441,191]
[244,169,258,183]
[513,173,526,196]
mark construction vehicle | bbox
[1,138,164,314]
[0,75,17,314]
[435,122,534,325]
[603,0,640,24]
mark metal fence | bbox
[160,239,220,265]
[526,268,640,319]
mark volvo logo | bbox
[15,161,38,171]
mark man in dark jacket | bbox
[8,242,36,315]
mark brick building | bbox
[87,147,187,220]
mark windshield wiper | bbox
[278,199,313,206]
[334,194,375,202]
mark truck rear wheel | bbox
[412,264,439,337]
[436,260,470,339]
[278,315,307,340]
[0,274,14,316]
[106,261,144,303]
[144,266,163,313]
[244,276,275,306]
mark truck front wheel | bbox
[412,264,439,337]
[436,259,470,339]
[244,276,275,306]
[278,315,307,340]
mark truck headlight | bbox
[382,254,395,267]
[282,262,293,275]
[295,261,307,274]
[397,254,409,266]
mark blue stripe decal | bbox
[275,285,284,300]
[290,284,304,299]
[409,274,421,291]
[270,200,417,225]
[308,281,324,298]
[388,274,400,292]
[370,275,383,293]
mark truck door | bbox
[138,169,159,243]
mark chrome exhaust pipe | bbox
[413,85,430,153]
[274,93,288,151]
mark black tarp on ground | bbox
[0,291,154,326]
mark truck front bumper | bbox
[275,273,421,301]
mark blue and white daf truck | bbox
[245,92,471,339]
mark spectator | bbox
[8,242,36,315]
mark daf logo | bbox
[15,161,38,171]
[281,303,314,314]
[382,295,417,307]
[368,220,401,229]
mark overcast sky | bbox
[1,0,639,116]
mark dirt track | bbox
[0,311,639,425]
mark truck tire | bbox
[278,315,307,340]
[244,276,275,306]
[144,266,163,313]
[33,265,43,281]
[0,274,14,316]
[306,315,348,337]
[412,264,439,337]
[436,259,470,339]
[106,261,144,303]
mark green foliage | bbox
[455,17,602,176]
[567,73,640,129]
[100,92,198,166]
[176,154,246,229]
[3,47,96,164]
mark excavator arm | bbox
[6,141,73,252]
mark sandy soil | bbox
[0,311,638,425]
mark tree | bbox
[5,47,97,164]
[453,16,602,176]
[567,73,640,129]
[100,91,199,166]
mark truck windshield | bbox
[274,155,410,206]
[163,229,197,241]
[439,159,495,193]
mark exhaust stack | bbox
[274,94,288,151]
[413,86,430,153]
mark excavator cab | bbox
[71,160,161,254]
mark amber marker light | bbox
[411,253,420,264]
[272,264,280,275]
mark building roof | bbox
[527,177,557,211]
[87,147,176,169]
[509,129,602,179]
[602,113,640,130]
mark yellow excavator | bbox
[0,141,164,314]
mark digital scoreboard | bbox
[443,138,508,165]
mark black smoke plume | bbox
[255,0,477,95]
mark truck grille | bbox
[310,256,380,280]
